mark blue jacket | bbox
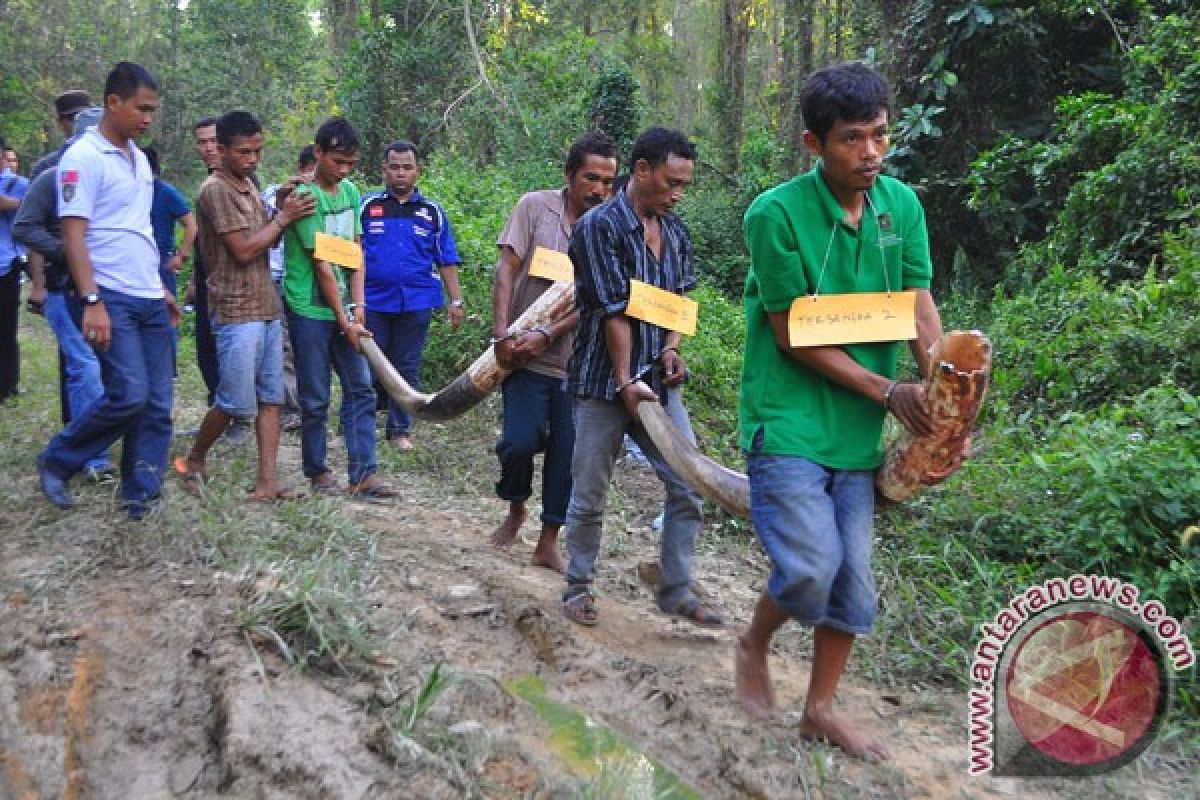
[360,187,461,313]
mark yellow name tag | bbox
[314,232,363,271]
[527,246,574,283]
[788,291,917,347]
[625,280,698,336]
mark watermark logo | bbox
[968,575,1194,777]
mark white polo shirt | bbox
[57,128,162,299]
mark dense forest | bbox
[3,0,1196,709]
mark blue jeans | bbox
[159,253,179,372]
[563,390,703,611]
[211,318,285,417]
[495,369,574,525]
[288,311,378,484]
[41,288,174,506]
[747,440,877,634]
[365,308,433,437]
[43,292,112,472]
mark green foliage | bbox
[965,11,1200,287]
[586,61,643,157]
[925,384,1198,618]
[985,244,1199,421]
[680,283,745,456]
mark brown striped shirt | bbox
[196,171,281,324]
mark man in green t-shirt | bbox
[735,63,961,761]
[283,117,396,498]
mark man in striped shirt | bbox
[560,127,723,629]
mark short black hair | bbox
[216,110,262,147]
[629,127,697,170]
[143,145,160,175]
[298,144,316,167]
[315,117,359,154]
[384,140,419,162]
[103,62,158,101]
[193,116,217,133]
[800,62,892,143]
[564,131,618,175]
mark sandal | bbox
[310,472,341,495]
[666,596,725,628]
[246,486,304,504]
[562,589,599,627]
[347,478,399,500]
[173,457,205,497]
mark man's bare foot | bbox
[490,504,526,549]
[800,706,891,762]
[735,637,775,719]
[530,543,565,573]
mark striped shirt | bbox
[567,187,697,401]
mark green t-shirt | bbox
[283,179,363,321]
[738,167,933,469]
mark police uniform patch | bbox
[61,169,79,203]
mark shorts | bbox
[212,318,284,418]
[747,444,877,634]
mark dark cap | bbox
[55,90,92,118]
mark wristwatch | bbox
[83,292,102,306]
[450,299,465,308]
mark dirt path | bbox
[0,336,1194,798]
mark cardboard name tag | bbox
[314,232,363,271]
[527,246,574,283]
[625,280,698,336]
[788,291,917,347]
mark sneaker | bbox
[36,454,75,510]
[83,464,117,483]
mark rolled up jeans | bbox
[42,291,113,472]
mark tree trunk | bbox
[783,0,814,174]
[714,0,751,177]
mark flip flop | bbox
[310,473,341,495]
[245,486,304,504]
[172,456,205,497]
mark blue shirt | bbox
[360,187,461,313]
[150,178,190,258]
[0,167,30,274]
[567,187,697,401]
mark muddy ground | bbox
[1,323,1196,799]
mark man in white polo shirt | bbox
[37,62,178,519]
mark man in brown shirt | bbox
[176,110,314,501]
[489,132,618,571]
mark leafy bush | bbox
[968,12,1200,288]
[923,384,1198,619]
[985,237,1199,421]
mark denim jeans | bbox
[564,390,703,611]
[495,369,574,525]
[747,441,877,635]
[41,288,174,506]
[288,310,378,484]
[365,308,433,437]
[159,253,179,372]
[43,291,112,472]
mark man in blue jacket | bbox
[359,141,463,450]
